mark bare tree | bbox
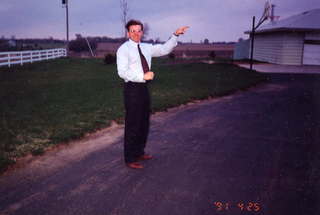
[120,0,129,39]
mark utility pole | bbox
[120,0,129,40]
[62,0,69,55]
[250,16,255,71]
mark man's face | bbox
[127,25,143,43]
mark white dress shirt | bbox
[116,35,178,83]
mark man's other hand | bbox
[175,26,190,36]
[143,71,154,80]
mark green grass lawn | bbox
[0,58,267,171]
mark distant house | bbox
[8,39,17,47]
[235,8,320,65]
[233,39,250,60]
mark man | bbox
[116,19,189,169]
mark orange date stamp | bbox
[213,201,261,212]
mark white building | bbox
[236,8,320,65]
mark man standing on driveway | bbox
[116,19,189,169]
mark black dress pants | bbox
[124,82,150,163]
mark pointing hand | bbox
[175,26,190,36]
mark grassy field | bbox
[0,58,267,171]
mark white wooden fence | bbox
[0,48,67,67]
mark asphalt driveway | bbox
[0,71,319,215]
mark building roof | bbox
[245,8,320,34]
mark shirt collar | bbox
[128,39,141,47]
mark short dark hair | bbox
[125,19,144,31]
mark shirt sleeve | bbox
[116,45,144,82]
[151,34,178,57]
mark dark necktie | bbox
[138,44,149,73]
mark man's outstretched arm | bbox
[151,26,190,57]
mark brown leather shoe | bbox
[126,162,144,169]
[137,154,153,161]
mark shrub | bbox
[168,52,175,60]
[104,54,116,64]
[209,51,216,59]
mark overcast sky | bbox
[1,0,320,42]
